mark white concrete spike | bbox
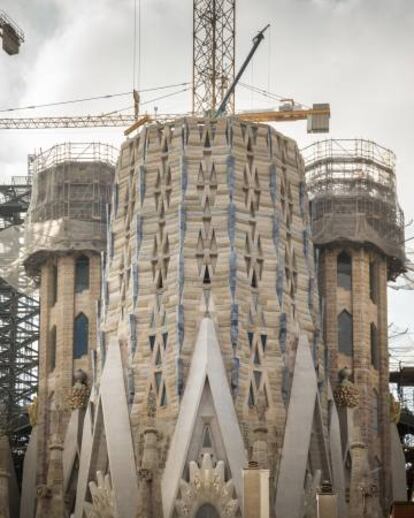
[161,317,247,518]
[274,334,319,518]
[74,342,139,518]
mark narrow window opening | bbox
[247,332,254,349]
[251,269,258,288]
[73,313,88,359]
[370,323,379,370]
[338,310,353,356]
[253,370,262,388]
[369,260,377,303]
[160,384,167,407]
[155,371,162,393]
[203,266,211,284]
[51,264,58,305]
[202,426,212,448]
[248,383,255,407]
[75,255,90,293]
[337,251,352,290]
[155,347,162,366]
[49,326,56,372]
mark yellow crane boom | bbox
[0,104,330,134]
[124,104,330,136]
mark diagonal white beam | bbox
[274,334,318,518]
[161,318,246,518]
[100,342,139,518]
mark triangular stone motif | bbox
[161,318,246,517]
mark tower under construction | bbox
[304,139,406,515]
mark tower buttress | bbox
[304,139,405,516]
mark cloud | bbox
[0,0,414,331]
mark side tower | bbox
[22,143,115,516]
[304,139,405,516]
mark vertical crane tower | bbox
[192,0,235,114]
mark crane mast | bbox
[192,0,236,114]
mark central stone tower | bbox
[94,117,332,518]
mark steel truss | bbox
[192,0,235,114]
[0,176,39,483]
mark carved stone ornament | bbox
[333,367,360,408]
[68,369,90,410]
[36,484,52,498]
[175,454,239,518]
[138,467,153,482]
[147,389,157,419]
[86,471,115,518]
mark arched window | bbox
[75,255,89,293]
[195,504,220,518]
[49,326,56,372]
[338,310,353,356]
[337,251,352,290]
[370,323,379,370]
[73,313,88,359]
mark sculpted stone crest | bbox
[86,471,115,518]
[175,454,239,518]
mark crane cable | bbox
[96,86,192,118]
[132,0,142,91]
[239,82,312,110]
[0,82,190,114]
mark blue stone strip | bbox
[176,126,188,396]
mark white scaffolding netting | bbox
[23,143,117,273]
[0,223,36,295]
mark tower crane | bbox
[0,10,24,55]
[0,2,330,133]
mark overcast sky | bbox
[1,0,414,363]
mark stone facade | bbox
[98,117,325,516]
[18,128,407,518]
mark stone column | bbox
[36,261,53,485]
[243,462,270,518]
[377,256,392,512]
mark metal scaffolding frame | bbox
[0,175,39,483]
[192,0,235,114]
[303,139,405,278]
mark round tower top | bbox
[24,142,117,275]
[303,139,405,277]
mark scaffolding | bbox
[24,143,117,274]
[303,139,405,278]
[0,175,39,483]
